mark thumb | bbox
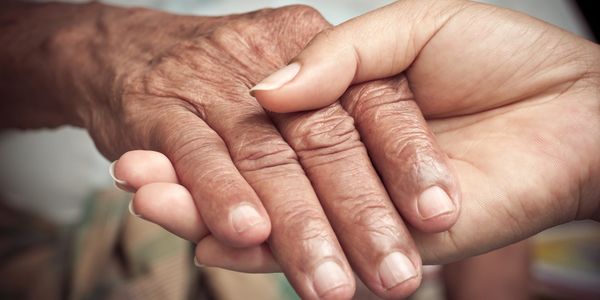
[250,0,465,113]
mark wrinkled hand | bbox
[118,0,600,279]
[87,4,461,299]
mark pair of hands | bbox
[88,0,599,299]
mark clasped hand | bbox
[94,1,599,299]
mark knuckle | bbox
[154,119,224,176]
[231,133,300,173]
[206,19,285,85]
[171,136,244,196]
[383,131,443,184]
[265,5,332,55]
[289,105,362,154]
[277,5,329,28]
[342,76,413,119]
[385,132,433,164]
[332,190,398,233]
[201,165,245,194]
[327,190,405,246]
[283,105,367,169]
[210,24,247,46]
[272,201,330,240]
[352,204,399,238]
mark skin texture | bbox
[0,2,465,299]
[253,0,600,261]
[2,0,599,299]
[113,0,600,289]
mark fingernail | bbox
[379,252,417,290]
[193,257,203,268]
[417,186,454,220]
[313,261,349,297]
[109,161,127,185]
[129,200,142,218]
[230,204,264,233]
[250,62,301,94]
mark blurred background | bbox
[0,0,598,299]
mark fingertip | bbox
[117,150,178,188]
[109,161,127,185]
[373,251,422,299]
[252,39,357,113]
[133,182,208,241]
[128,199,142,218]
[407,185,461,233]
[222,203,272,247]
[312,260,356,300]
[416,186,458,232]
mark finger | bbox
[272,103,422,299]
[154,107,271,248]
[250,0,463,112]
[130,181,281,273]
[342,77,460,233]
[203,102,355,299]
[132,182,207,242]
[195,236,281,273]
[110,150,178,192]
[129,181,280,272]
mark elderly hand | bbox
[57,3,465,299]
[118,0,600,286]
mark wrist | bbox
[0,2,124,128]
[46,2,127,128]
[49,4,184,130]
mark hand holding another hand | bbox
[89,3,461,299]
[253,0,600,258]
[113,0,600,298]
[3,0,595,299]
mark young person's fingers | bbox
[251,0,462,113]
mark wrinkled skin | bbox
[2,1,596,299]
[78,4,466,299]
[113,0,600,296]
[253,0,600,260]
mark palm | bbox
[411,71,599,264]
[369,5,600,263]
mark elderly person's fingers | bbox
[271,104,422,299]
[110,150,178,192]
[149,107,271,248]
[111,151,281,273]
[342,77,460,233]
[116,104,428,298]
[197,98,355,300]
[110,150,207,241]
[195,236,281,273]
[132,182,207,242]
[250,0,462,113]
[133,184,282,272]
